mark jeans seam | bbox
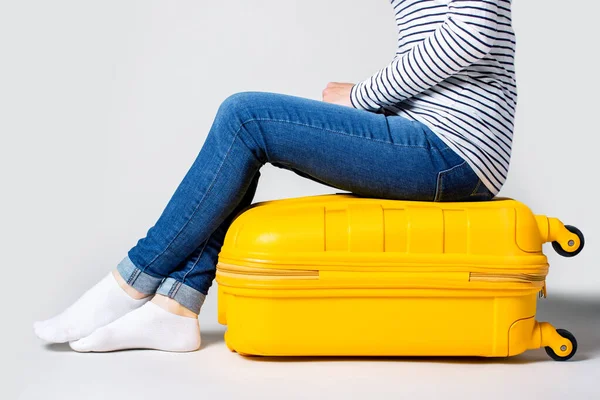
[235,123,269,164]
[168,280,181,298]
[383,114,394,145]
[126,268,141,286]
[142,120,251,271]
[181,239,210,284]
[470,179,482,196]
[245,117,430,149]
[421,125,443,151]
[434,160,467,201]
[169,277,208,297]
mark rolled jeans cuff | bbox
[156,278,206,315]
[116,256,163,295]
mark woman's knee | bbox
[217,91,265,121]
[211,92,270,163]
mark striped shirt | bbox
[350,0,516,195]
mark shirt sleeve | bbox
[350,0,500,112]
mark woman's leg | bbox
[154,169,261,315]
[119,91,464,293]
[37,91,471,348]
[66,177,260,352]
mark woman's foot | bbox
[69,298,201,353]
[33,270,151,343]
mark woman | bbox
[34,0,516,352]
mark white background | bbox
[1,1,598,399]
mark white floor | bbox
[8,292,600,400]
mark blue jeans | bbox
[117,91,494,313]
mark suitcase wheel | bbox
[545,328,578,361]
[552,225,585,258]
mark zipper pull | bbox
[540,282,547,298]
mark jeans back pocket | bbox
[434,160,494,202]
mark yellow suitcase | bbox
[216,193,584,361]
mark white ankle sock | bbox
[34,272,150,343]
[69,301,201,353]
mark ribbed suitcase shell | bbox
[216,193,582,360]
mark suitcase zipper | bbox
[217,262,318,279]
[469,272,546,284]
[218,262,546,285]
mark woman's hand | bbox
[322,82,354,107]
